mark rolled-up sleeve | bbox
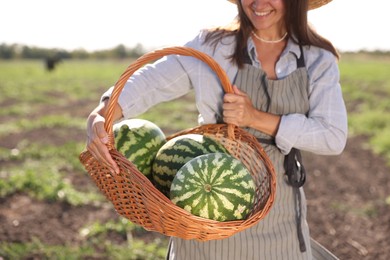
[100,30,238,125]
[276,49,348,155]
[100,54,194,120]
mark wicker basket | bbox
[79,46,276,241]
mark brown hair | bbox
[204,0,339,68]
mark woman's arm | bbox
[276,50,348,155]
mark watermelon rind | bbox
[152,134,229,197]
[170,153,255,222]
[113,119,166,180]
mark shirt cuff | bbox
[275,114,305,155]
[100,86,114,103]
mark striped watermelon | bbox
[113,119,166,180]
[170,153,255,221]
[152,134,228,197]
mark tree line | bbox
[1,42,389,61]
[0,43,146,60]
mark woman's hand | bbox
[223,85,281,137]
[86,101,122,174]
[223,85,256,128]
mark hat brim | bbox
[227,0,332,10]
[308,0,332,10]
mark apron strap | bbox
[285,148,307,252]
[295,187,307,252]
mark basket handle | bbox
[104,46,234,147]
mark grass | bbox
[0,141,100,204]
[0,53,389,258]
[0,236,167,260]
[0,58,192,259]
[339,53,390,162]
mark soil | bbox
[0,99,389,259]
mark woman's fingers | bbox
[223,103,244,120]
[87,120,120,174]
[95,121,109,144]
[223,86,253,127]
[223,95,246,126]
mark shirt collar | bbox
[247,37,302,63]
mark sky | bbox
[1,0,389,52]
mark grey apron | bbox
[240,45,309,254]
[166,47,338,260]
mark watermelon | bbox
[152,134,228,197]
[113,119,166,180]
[170,153,255,222]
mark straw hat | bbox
[227,0,332,10]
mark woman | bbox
[86,0,347,259]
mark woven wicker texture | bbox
[79,47,276,241]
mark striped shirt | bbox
[101,29,347,157]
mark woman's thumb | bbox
[233,85,245,95]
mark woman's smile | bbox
[253,10,274,18]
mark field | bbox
[0,53,389,259]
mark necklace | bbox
[252,31,288,43]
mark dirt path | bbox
[304,135,390,259]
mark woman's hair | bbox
[204,0,339,68]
